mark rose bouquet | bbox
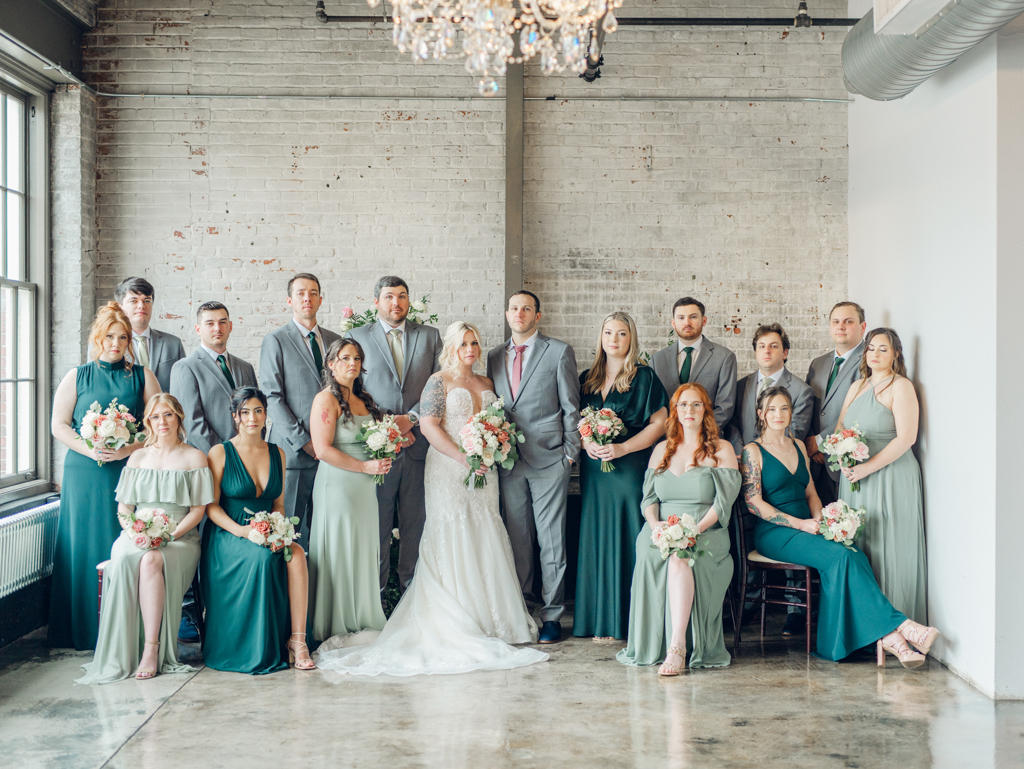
[79,398,143,465]
[245,509,301,562]
[457,396,524,489]
[821,423,870,491]
[650,514,706,567]
[118,507,174,551]
[578,406,626,472]
[337,295,439,332]
[818,500,867,550]
[356,414,409,485]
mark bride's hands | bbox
[459,456,489,476]
[363,458,393,476]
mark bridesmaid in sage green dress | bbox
[741,385,939,667]
[201,387,315,674]
[78,394,213,683]
[617,383,740,674]
[574,312,667,642]
[308,340,390,645]
[836,328,929,629]
[49,302,160,650]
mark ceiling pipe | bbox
[842,0,1024,100]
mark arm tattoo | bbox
[740,447,793,528]
[421,373,446,420]
[320,409,331,425]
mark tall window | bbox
[0,84,33,490]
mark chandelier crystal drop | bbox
[368,0,623,95]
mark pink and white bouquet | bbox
[337,295,439,332]
[245,508,301,562]
[578,405,626,472]
[650,514,706,567]
[457,396,524,489]
[821,423,870,492]
[79,398,143,465]
[118,507,174,551]
[356,414,409,485]
[818,500,867,550]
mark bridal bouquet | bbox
[356,414,409,485]
[578,406,626,472]
[79,398,143,465]
[337,295,439,332]
[651,514,706,567]
[821,423,870,491]
[119,507,174,551]
[457,396,524,489]
[818,500,866,550]
[245,509,300,561]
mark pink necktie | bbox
[511,345,527,398]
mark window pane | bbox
[0,284,12,380]
[17,381,32,474]
[6,192,23,281]
[17,287,32,377]
[0,382,13,477]
[6,95,24,193]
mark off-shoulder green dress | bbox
[617,466,741,668]
[77,466,213,684]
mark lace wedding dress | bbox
[316,387,548,676]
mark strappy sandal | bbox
[658,645,685,677]
[135,641,160,680]
[897,620,940,656]
[287,632,316,670]
[877,633,925,669]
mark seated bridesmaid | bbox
[78,393,212,684]
[740,385,939,668]
[201,386,315,673]
[616,384,741,675]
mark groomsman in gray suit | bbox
[115,277,186,393]
[651,297,738,434]
[260,274,342,544]
[345,276,442,591]
[487,291,581,644]
[805,302,866,505]
[170,301,257,454]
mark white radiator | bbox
[0,501,60,599]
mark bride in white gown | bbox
[316,322,548,676]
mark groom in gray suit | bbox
[170,301,257,454]
[651,297,738,434]
[346,276,442,591]
[260,274,342,544]
[115,277,186,393]
[487,291,580,644]
[805,301,866,505]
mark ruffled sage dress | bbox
[201,441,290,674]
[573,366,669,640]
[77,467,213,684]
[839,380,928,625]
[617,466,741,668]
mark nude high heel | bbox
[135,641,160,680]
[897,620,940,656]
[877,633,925,669]
[658,646,685,677]
[288,632,316,671]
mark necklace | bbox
[761,440,794,456]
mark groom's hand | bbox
[394,415,414,434]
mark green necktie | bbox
[389,328,404,383]
[217,354,236,390]
[678,346,694,384]
[826,356,844,393]
[308,331,323,374]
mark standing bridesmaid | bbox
[573,312,667,642]
[201,387,315,673]
[835,328,928,627]
[308,340,391,645]
[49,302,160,650]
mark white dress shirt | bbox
[292,319,325,363]
[132,327,152,365]
[756,366,785,393]
[675,334,705,378]
[506,330,539,387]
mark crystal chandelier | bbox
[367,0,623,95]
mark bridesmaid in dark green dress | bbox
[201,387,315,674]
[49,302,159,650]
[573,312,668,641]
[741,385,940,667]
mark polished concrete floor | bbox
[1,614,1023,769]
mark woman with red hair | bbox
[616,384,740,674]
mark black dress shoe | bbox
[782,613,805,636]
[538,621,562,644]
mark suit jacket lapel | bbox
[513,335,549,404]
[822,342,863,408]
[149,329,162,366]
[654,345,674,389]
[744,374,757,431]
[372,323,401,385]
[286,323,320,380]
[688,338,714,383]
[404,323,422,384]
[198,349,233,398]
[493,344,511,398]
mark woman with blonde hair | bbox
[617,384,740,674]
[78,393,213,683]
[573,312,668,642]
[49,302,160,650]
